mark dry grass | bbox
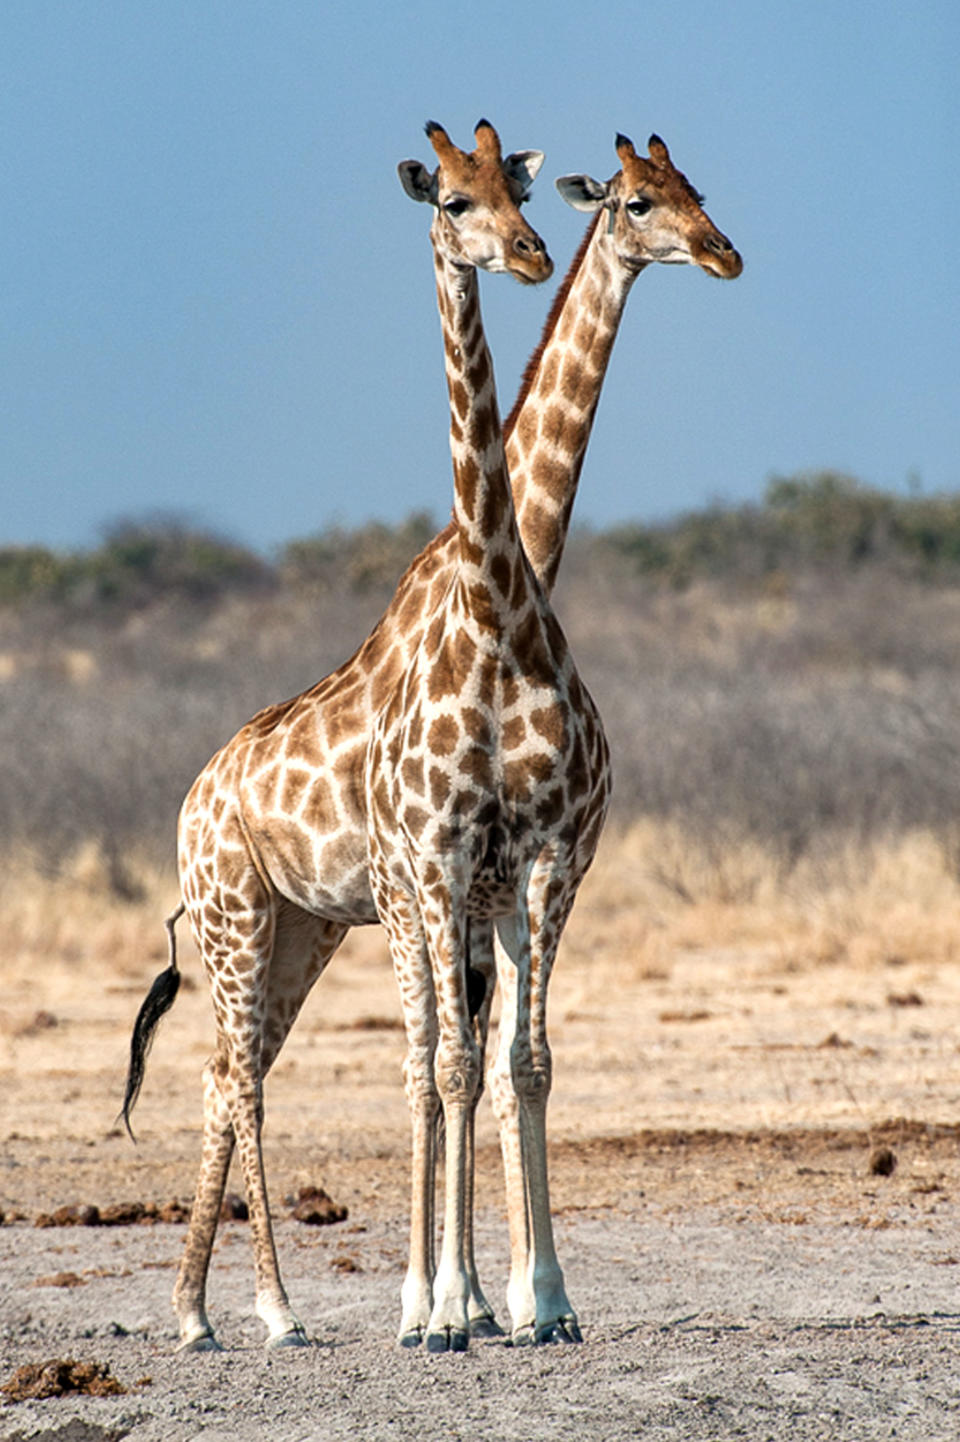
[4,820,959,1003]
[3,554,960,1078]
[5,821,960,1214]
[568,821,960,986]
[0,844,177,986]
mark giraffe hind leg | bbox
[491,904,581,1347]
[172,1053,234,1351]
[248,908,350,1347]
[176,888,307,1351]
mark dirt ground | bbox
[3,897,960,1440]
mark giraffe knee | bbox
[515,1064,552,1104]
[491,1045,552,1111]
[403,1056,440,1114]
[434,1039,481,1102]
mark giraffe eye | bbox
[626,197,653,217]
[443,197,470,217]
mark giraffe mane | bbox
[503,210,603,440]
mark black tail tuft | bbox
[121,905,184,1141]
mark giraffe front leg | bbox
[426,1091,474,1352]
[491,909,580,1347]
[413,891,483,1353]
[378,887,441,1348]
[512,1060,580,1347]
[489,923,536,1339]
[463,922,503,1339]
[463,1099,503,1338]
[398,1058,440,1346]
[425,1018,482,1351]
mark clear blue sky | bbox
[3,1,957,553]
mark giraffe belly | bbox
[275,871,380,926]
[256,830,380,926]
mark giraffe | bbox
[123,119,552,1354]
[510,131,742,593]
[366,120,610,1353]
[122,128,741,1351]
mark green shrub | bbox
[280,511,437,593]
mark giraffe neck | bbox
[505,214,644,595]
[433,244,525,635]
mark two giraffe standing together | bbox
[125,119,742,1355]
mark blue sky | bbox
[3,1,958,553]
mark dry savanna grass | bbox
[3,821,960,1169]
[5,821,960,1002]
[4,542,960,1224]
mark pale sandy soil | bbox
[3,834,960,1439]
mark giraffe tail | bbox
[120,902,185,1142]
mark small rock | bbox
[869,1146,897,1177]
[818,1032,853,1050]
[220,1191,249,1221]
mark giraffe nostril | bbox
[705,232,733,255]
[514,232,545,257]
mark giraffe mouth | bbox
[698,235,743,280]
[507,253,554,286]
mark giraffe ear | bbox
[554,174,608,213]
[397,159,438,205]
[503,149,545,200]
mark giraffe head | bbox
[398,119,553,285]
[556,132,742,280]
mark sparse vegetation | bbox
[607,471,960,583]
[3,476,960,921]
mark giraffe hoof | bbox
[177,1329,223,1354]
[535,1317,583,1345]
[267,1322,310,1350]
[398,1326,424,1349]
[469,1313,505,1340]
[509,1324,536,1348]
[426,1326,469,1353]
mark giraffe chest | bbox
[367,672,610,911]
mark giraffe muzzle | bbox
[510,231,554,284]
[701,230,743,279]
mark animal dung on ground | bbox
[33,1199,190,1227]
[331,1252,362,1272]
[32,1271,86,1288]
[289,1185,348,1226]
[1,1358,127,1403]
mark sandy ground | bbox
[3,908,960,1439]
